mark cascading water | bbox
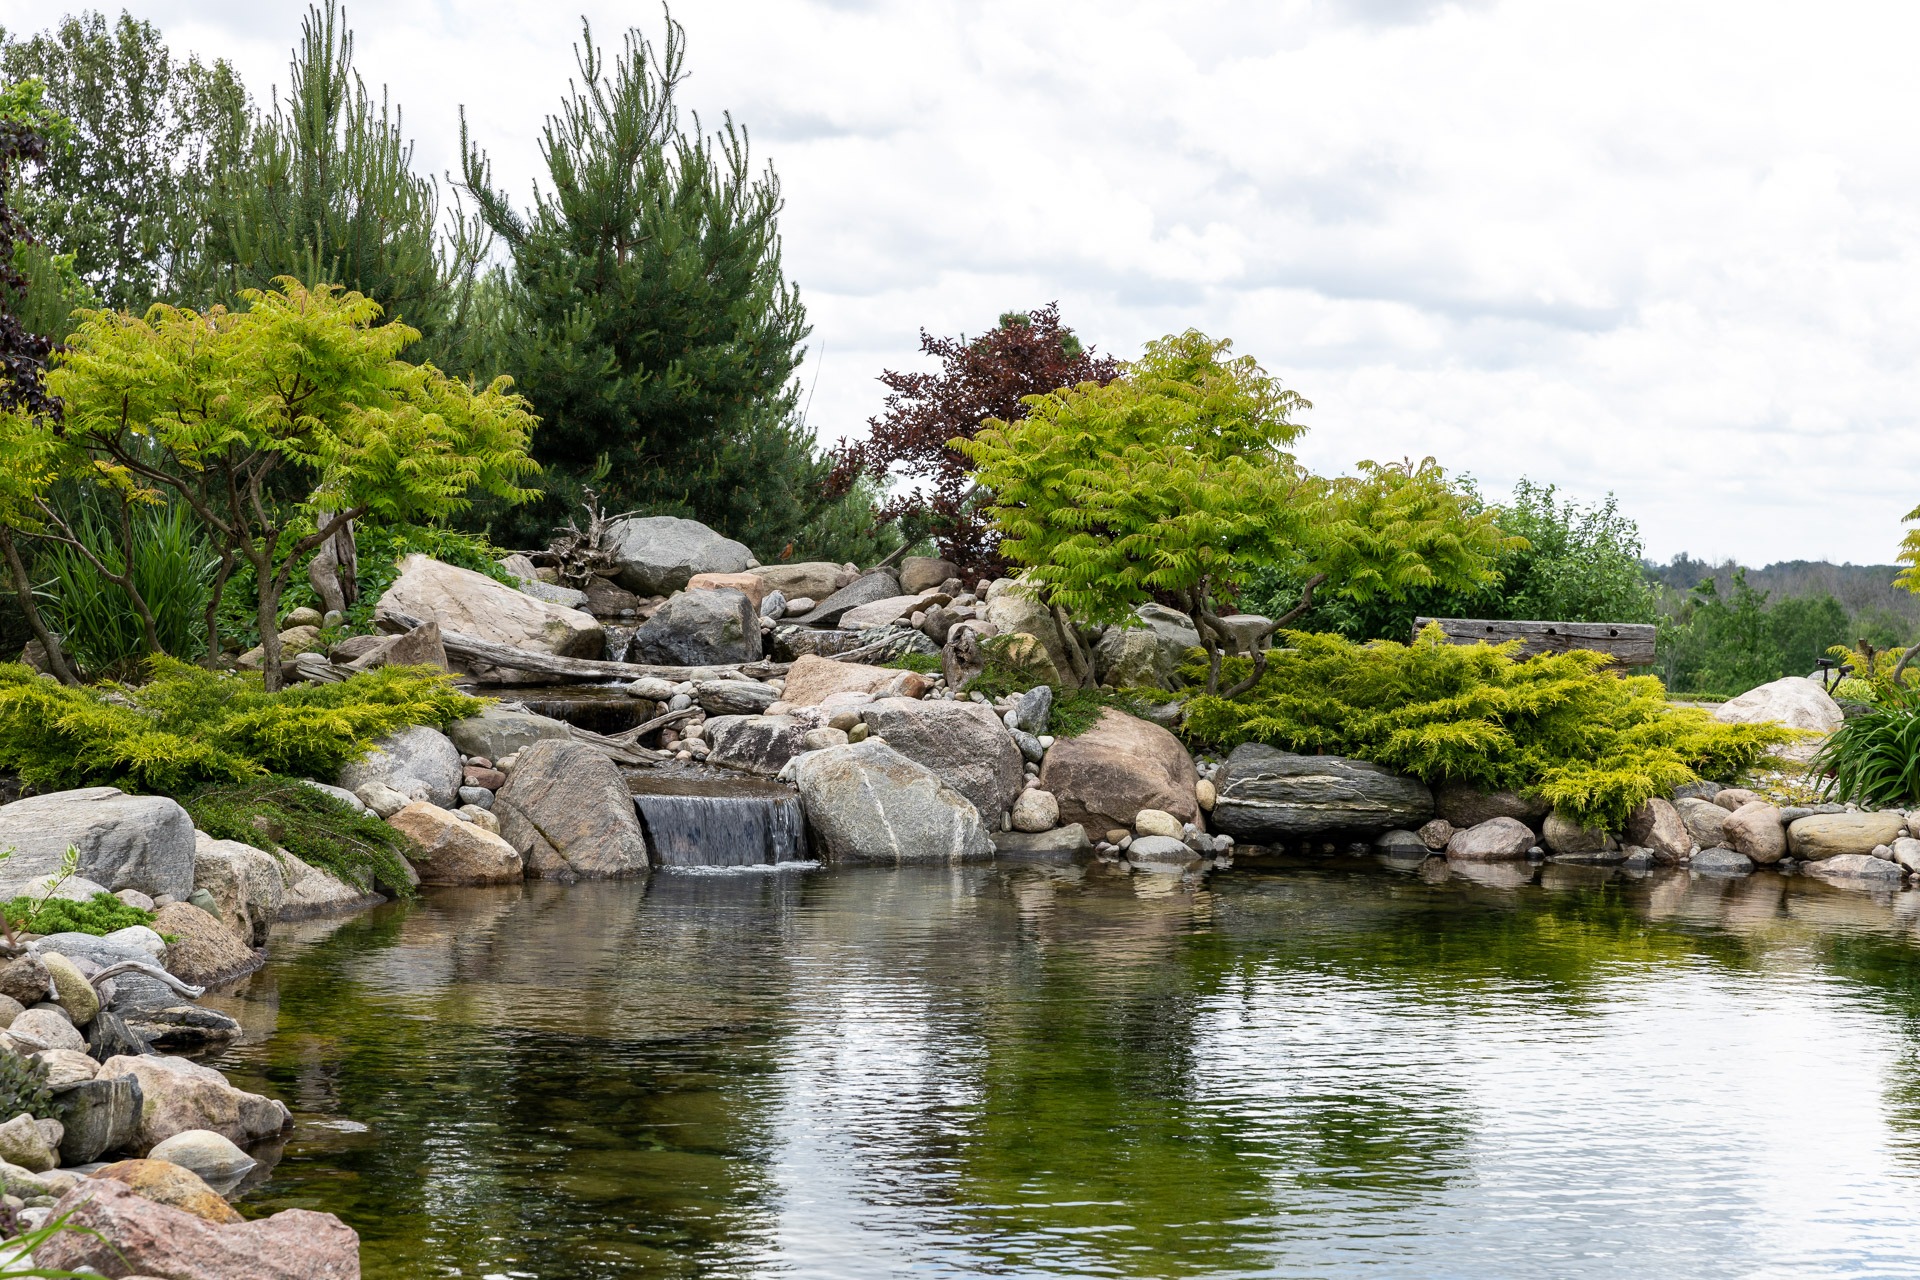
[475,684,647,735]
[628,773,812,868]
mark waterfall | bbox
[630,776,812,868]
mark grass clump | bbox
[880,653,942,675]
[2,892,156,937]
[1183,626,1798,830]
[1045,687,1164,738]
[0,656,484,793]
[1810,684,1920,808]
[184,777,420,898]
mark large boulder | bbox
[1210,746,1433,841]
[386,802,523,885]
[336,724,463,810]
[1788,811,1907,860]
[100,1053,291,1153]
[839,592,947,631]
[795,571,904,627]
[192,834,286,947]
[793,741,995,864]
[1722,801,1788,864]
[752,561,854,601]
[1037,709,1199,834]
[779,653,934,706]
[857,697,1024,823]
[375,554,604,682]
[1543,810,1614,855]
[148,1129,257,1194]
[1625,798,1692,862]
[494,740,649,879]
[704,715,811,776]
[984,579,1075,681]
[1801,852,1906,886]
[447,707,572,761]
[93,1156,243,1224]
[37,1178,359,1280]
[693,679,781,716]
[899,556,961,594]
[1445,816,1536,860]
[992,824,1092,862]
[1095,603,1201,689]
[604,515,754,595]
[1713,676,1843,732]
[686,570,770,607]
[1433,783,1552,830]
[0,787,194,900]
[342,618,449,672]
[628,587,762,666]
[275,849,385,921]
[1675,797,1729,849]
[151,902,260,986]
[54,1072,141,1164]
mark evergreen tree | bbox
[459,10,814,552]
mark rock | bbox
[992,632,1065,688]
[1374,829,1430,856]
[1417,818,1455,851]
[583,576,645,617]
[114,888,155,912]
[1095,603,1201,690]
[0,956,48,1008]
[352,780,412,819]
[0,1113,55,1172]
[191,834,285,948]
[10,1007,85,1054]
[37,1048,97,1089]
[687,570,771,607]
[375,554,604,682]
[294,781,368,817]
[462,766,507,791]
[235,624,323,670]
[282,606,324,629]
[37,1177,359,1279]
[899,557,961,595]
[1893,837,1920,873]
[446,707,572,761]
[94,1157,242,1224]
[1713,676,1843,732]
[337,724,463,810]
[1010,788,1060,832]
[1788,811,1907,860]
[0,995,23,1028]
[838,592,946,631]
[54,1072,140,1164]
[1802,852,1906,885]
[99,1054,290,1153]
[146,1131,257,1196]
[751,561,854,602]
[693,680,780,716]
[149,902,259,986]
[1445,817,1537,861]
[983,580,1076,683]
[386,802,523,885]
[125,1005,242,1054]
[1039,710,1199,835]
[856,697,1024,823]
[794,571,904,627]
[1693,847,1755,875]
[759,590,788,620]
[1721,801,1788,864]
[275,849,384,921]
[704,715,811,777]
[1542,810,1615,855]
[780,653,934,706]
[1675,797,1728,849]
[1713,787,1764,812]
[991,824,1092,862]
[493,740,648,880]
[1626,798,1691,863]
[342,618,450,673]
[628,587,762,666]
[40,953,97,1026]
[604,515,754,594]
[1433,784,1551,829]
[0,788,195,901]
[1126,835,1206,869]
[1006,685,1053,736]
[793,741,995,864]
[457,803,498,830]
[1196,778,1217,812]
[1134,808,1184,839]
[1212,747,1433,842]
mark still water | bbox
[206,857,1920,1278]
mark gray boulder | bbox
[1723,801,1788,864]
[858,697,1025,823]
[54,1074,141,1165]
[1692,847,1755,875]
[191,834,285,947]
[795,572,904,627]
[0,788,194,901]
[1625,798,1691,863]
[1211,745,1433,842]
[751,561,854,601]
[1095,603,1202,689]
[705,715,810,777]
[604,515,754,595]
[1802,852,1905,885]
[1675,796,1728,849]
[374,555,603,684]
[446,707,573,761]
[693,680,781,716]
[628,588,762,666]
[899,557,961,594]
[337,724,463,809]
[1713,676,1843,732]
[1543,810,1616,855]
[984,579,1075,681]
[991,823,1091,863]
[1445,816,1536,861]
[1434,783,1551,829]
[1126,835,1207,869]
[793,741,995,864]
[493,739,649,880]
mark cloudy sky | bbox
[6,0,1915,566]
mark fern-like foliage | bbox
[1183,627,1797,830]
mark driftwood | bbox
[1413,618,1657,666]
[378,609,789,682]
[87,959,205,1000]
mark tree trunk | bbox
[204,550,237,668]
[1052,604,1094,689]
[0,529,78,685]
[256,560,286,692]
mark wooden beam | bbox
[377,609,789,682]
[1413,618,1656,665]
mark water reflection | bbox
[210,860,1920,1278]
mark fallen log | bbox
[1413,617,1656,665]
[378,609,789,682]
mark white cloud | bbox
[7,0,1918,566]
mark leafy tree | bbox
[16,279,538,689]
[958,330,1513,695]
[458,11,814,550]
[833,304,1120,573]
[1,11,248,315]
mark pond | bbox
[205,857,1920,1279]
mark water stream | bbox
[629,773,811,867]
[205,858,1920,1278]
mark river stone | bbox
[705,715,811,777]
[150,903,259,987]
[1543,810,1615,855]
[0,995,22,1029]
[1445,816,1536,861]
[991,824,1093,862]
[99,1053,290,1153]
[39,953,97,1026]
[898,557,961,595]
[687,571,771,609]
[857,697,1025,823]
[628,587,762,666]
[793,741,995,864]
[1126,835,1207,869]
[275,848,384,921]
[1006,685,1052,736]
[1713,788,1765,812]
[780,653,934,706]
[1134,808,1184,839]
[1721,801,1787,864]
[93,1156,242,1224]
[604,515,754,595]
[0,788,195,901]
[693,680,781,716]
[1893,837,1920,873]
[1211,746,1431,842]
[494,740,649,880]
[1693,847,1755,875]
[1675,797,1728,849]
[1713,676,1843,732]
[1374,829,1430,857]
[386,803,523,886]
[37,1177,361,1280]
[1802,852,1906,885]
[1433,783,1552,830]
[1038,709,1199,835]
[984,580,1076,684]
[794,571,904,627]
[343,618,450,673]
[54,1073,140,1164]
[1788,811,1907,860]
[1010,788,1060,832]
[125,1005,242,1054]
[447,707,572,762]
[1417,818,1455,851]
[191,834,286,948]
[1094,603,1202,690]
[148,1129,257,1195]
[1625,798,1691,863]
[235,624,322,670]
[0,955,48,1007]
[0,1113,55,1172]
[11,1008,85,1054]
[36,1048,97,1090]
[338,724,463,810]
[751,561,855,602]
[376,554,605,683]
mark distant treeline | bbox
[1644,556,1920,629]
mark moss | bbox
[184,777,419,899]
[4,891,156,936]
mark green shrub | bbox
[44,497,216,674]
[880,653,942,675]
[3,891,155,936]
[0,657,484,793]
[1046,687,1162,738]
[1182,627,1798,829]
[1810,687,1920,807]
[0,1053,51,1129]
[184,777,419,897]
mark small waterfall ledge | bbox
[628,772,812,868]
